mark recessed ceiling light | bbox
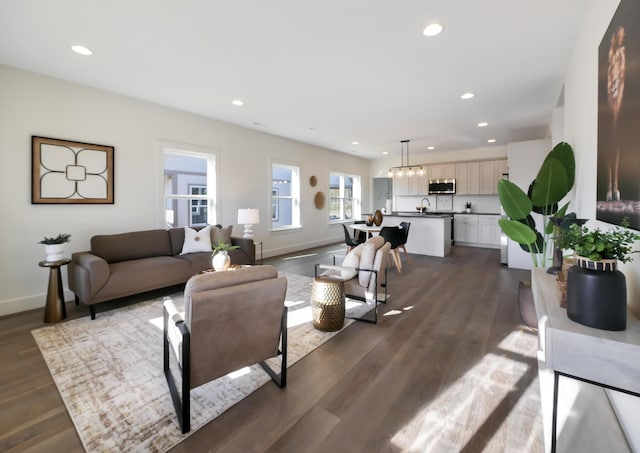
[487,139,497,143]
[461,92,475,100]
[477,122,488,127]
[352,141,359,145]
[382,151,389,155]
[423,23,444,37]
[71,45,92,56]
[232,99,244,106]
[427,146,435,150]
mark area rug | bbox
[31,272,354,453]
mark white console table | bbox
[532,269,640,452]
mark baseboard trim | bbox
[0,289,74,317]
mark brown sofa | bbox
[68,225,255,318]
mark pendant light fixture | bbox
[387,140,424,177]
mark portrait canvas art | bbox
[32,136,114,204]
[596,0,640,229]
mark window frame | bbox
[329,171,361,223]
[161,144,218,229]
[270,162,301,231]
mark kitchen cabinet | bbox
[393,172,427,196]
[454,214,479,244]
[479,159,507,194]
[478,215,501,247]
[455,162,480,195]
[393,174,409,196]
[429,164,456,181]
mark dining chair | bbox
[353,220,367,243]
[398,221,411,265]
[342,224,364,253]
[379,226,402,273]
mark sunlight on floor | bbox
[281,253,318,261]
[390,329,541,452]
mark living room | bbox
[2,0,640,451]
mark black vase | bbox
[566,263,627,331]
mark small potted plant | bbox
[557,218,640,269]
[557,218,640,331]
[38,233,71,262]
[211,239,240,271]
[464,202,472,213]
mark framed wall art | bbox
[596,0,640,229]
[32,136,114,204]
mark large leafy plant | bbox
[498,142,575,267]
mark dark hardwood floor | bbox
[0,244,541,452]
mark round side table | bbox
[311,276,345,332]
[39,258,71,323]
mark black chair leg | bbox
[164,305,191,434]
[259,307,288,388]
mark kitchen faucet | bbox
[420,197,431,214]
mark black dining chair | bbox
[342,224,364,253]
[353,220,367,243]
[398,221,411,265]
[379,226,402,273]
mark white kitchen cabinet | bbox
[479,159,507,194]
[393,174,409,196]
[454,214,479,244]
[478,215,501,247]
[393,172,428,196]
[455,162,480,195]
[429,164,456,181]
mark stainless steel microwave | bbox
[428,179,456,194]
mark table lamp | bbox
[237,208,259,239]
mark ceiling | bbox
[0,0,587,159]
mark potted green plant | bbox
[557,219,640,267]
[211,240,240,271]
[558,218,640,331]
[498,141,576,268]
[38,233,71,261]
[497,142,575,328]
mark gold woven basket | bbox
[311,277,345,332]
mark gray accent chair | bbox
[163,265,288,433]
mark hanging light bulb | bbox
[418,166,425,176]
[397,168,404,177]
[407,167,414,176]
[388,168,393,177]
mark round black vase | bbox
[566,265,627,331]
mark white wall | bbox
[561,0,639,449]
[0,65,370,316]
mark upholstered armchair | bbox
[163,265,288,433]
[315,235,390,324]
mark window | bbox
[329,172,361,222]
[271,163,300,229]
[164,149,216,228]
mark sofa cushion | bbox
[181,225,212,254]
[211,225,233,246]
[359,236,385,287]
[91,229,172,263]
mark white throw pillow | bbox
[341,244,363,280]
[180,225,212,254]
[359,236,384,287]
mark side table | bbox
[39,258,71,323]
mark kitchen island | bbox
[378,212,452,257]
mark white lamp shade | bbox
[237,208,259,225]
